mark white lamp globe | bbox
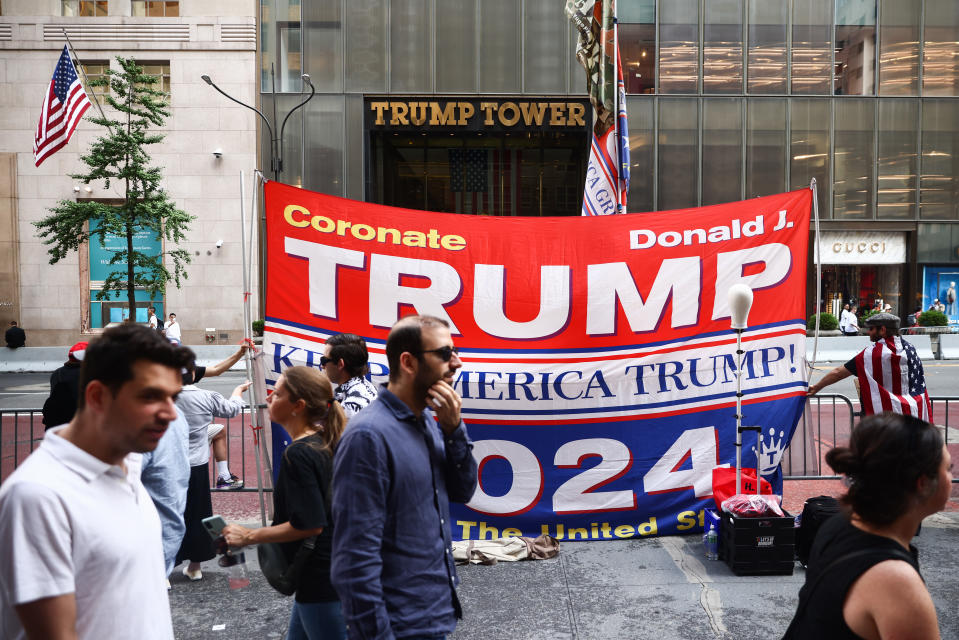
[728,283,754,330]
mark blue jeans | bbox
[286,600,346,640]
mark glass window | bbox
[747,0,787,94]
[878,0,919,95]
[132,1,179,16]
[916,223,954,262]
[659,0,700,93]
[920,100,959,219]
[703,0,743,94]
[303,0,343,92]
[261,0,303,92]
[304,95,345,196]
[791,0,832,94]
[790,99,830,215]
[619,1,655,95]
[922,0,959,96]
[62,1,108,16]
[834,0,876,95]
[877,99,918,218]
[80,60,110,98]
[480,0,520,93]
[435,0,476,92]
[138,61,170,95]
[702,99,743,205]
[345,0,386,92]
[523,0,568,94]
[658,99,699,210]
[746,98,786,198]
[390,0,431,92]
[262,93,305,187]
[626,97,654,212]
[833,99,875,218]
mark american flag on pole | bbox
[567,0,629,216]
[854,336,932,420]
[34,45,91,167]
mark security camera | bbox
[212,148,223,159]
[215,239,223,249]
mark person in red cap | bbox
[41,341,88,430]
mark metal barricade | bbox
[0,406,272,492]
[781,394,853,481]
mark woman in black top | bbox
[784,413,952,640]
[224,366,347,640]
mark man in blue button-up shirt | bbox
[331,315,478,640]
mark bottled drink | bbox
[705,524,719,560]
[226,551,250,589]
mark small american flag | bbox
[854,336,932,420]
[34,45,91,167]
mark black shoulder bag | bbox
[258,535,318,596]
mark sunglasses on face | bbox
[320,355,332,367]
[418,345,460,361]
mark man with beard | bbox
[0,324,191,639]
[331,315,478,640]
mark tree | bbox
[34,57,193,321]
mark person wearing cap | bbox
[808,312,931,419]
[41,342,88,430]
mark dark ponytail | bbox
[826,413,943,525]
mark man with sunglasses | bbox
[331,315,477,640]
[322,333,377,418]
[808,312,931,419]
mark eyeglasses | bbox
[417,345,460,361]
[320,355,332,367]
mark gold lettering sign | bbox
[369,99,588,129]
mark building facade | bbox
[0,0,257,346]
[260,0,959,324]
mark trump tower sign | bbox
[263,182,811,541]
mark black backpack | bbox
[795,495,841,567]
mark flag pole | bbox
[60,28,110,126]
[810,178,821,368]
[612,0,622,214]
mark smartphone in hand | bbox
[201,515,227,541]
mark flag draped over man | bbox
[853,335,933,420]
[566,0,629,216]
[34,45,91,167]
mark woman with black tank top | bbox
[783,413,952,639]
[223,367,348,640]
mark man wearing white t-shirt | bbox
[163,312,182,345]
[0,324,193,640]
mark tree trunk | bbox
[126,220,136,321]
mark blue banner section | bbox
[449,395,805,541]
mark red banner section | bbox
[264,182,812,540]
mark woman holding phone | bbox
[223,367,346,640]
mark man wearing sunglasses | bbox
[322,333,377,418]
[807,312,931,419]
[331,315,478,640]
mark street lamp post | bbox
[200,70,315,180]
[728,283,754,495]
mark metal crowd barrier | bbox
[3,397,957,486]
[0,405,272,492]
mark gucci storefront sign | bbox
[815,231,906,264]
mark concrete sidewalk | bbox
[169,511,959,640]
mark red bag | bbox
[711,466,773,511]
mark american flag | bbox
[854,335,932,420]
[449,148,522,216]
[34,45,91,167]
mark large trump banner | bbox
[263,181,811,540]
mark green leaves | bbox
[33,56,195,312]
